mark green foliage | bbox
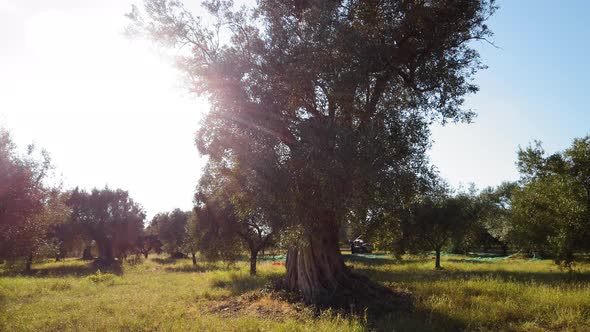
[512,175,587,267]
[0,128,70,268]
[67,187,145,262]
[474,182,519,253]
[148,209,191,255]
[192,160,276,274]
[405,182,477,267]
[513,136,590,268]
[189,202,243,263]
[85,270,118,285]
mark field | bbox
[2,253,590,332]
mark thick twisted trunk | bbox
[284,218,350,303]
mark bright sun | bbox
[0,2,209,219]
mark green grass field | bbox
[2,253,590,331]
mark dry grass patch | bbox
[207,291,308,321]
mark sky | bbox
[1,0,589,219]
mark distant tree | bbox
[67,187,145,263]
[49,220,76,261]
[183,212,200,266]
[136,234,163,259]
[192,161,276,275]
[190,200,243,265]
[477,182,518,255]
[129,0,496,302]
[407,183,474,269]
[148,209,190,257]
[0,129,70,271]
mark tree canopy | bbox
[67,187,146,263]
[0,129,70,271]
[512,137,590,268]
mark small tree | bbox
[183,212,200,266]
[190,201,243,266]
[136,234,162,259]
[193,161,276,275]
[477,182,518,255]
[148,209,190,257]
[408,184,473,269]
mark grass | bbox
[1,254,590,331]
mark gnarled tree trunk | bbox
[284,218,350,303]
[191,252,197,266]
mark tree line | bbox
[0,128,274,275]
[3,125,589,276]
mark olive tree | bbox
[0,129,70,272]
[67,187,145,263]
[128,0,495,302]
[512,137,590,268]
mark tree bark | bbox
[81,245,94,260]
[249,249,258,276]
[501,243,508,256]
[191,252,197,266]
[96,239,114,263]
[435,248,442,269]
[284,217,350,303]
[24,253,33,273]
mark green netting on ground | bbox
[258,255,286,262]
[462,254,514,262]
[258,252,543,263]
[259,253,392,262]
[348,254,391,259]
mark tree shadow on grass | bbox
[0,259,123,278]
[446,258,489,264]
[355,265,590,286]
[211,273,279,296]
[152,257,181,265]
[344,253,395,266]
[344,254,432,268]
[204,266,465,331]
[374,307,467,332]
[270,270,465,331]
[350,265,590,331]
[164,263,222,273]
